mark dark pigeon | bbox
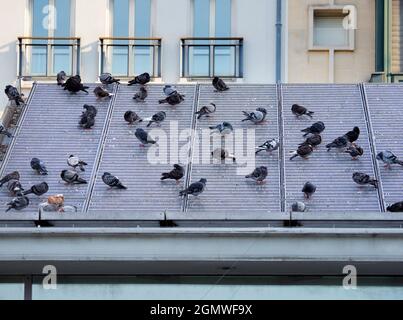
[23,182,49,196]
[212,77,229,92]
[31,158,48,175]
[102,172,127,189]
[61,170,87,184]
[128,73,151,86]
[179,179,207,197]
[161,164,185,183]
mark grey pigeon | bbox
[245,166,268,184]
[135,128,157,146]
[344,127,360,144]
[5,85,24,106]
[326,136,349,152]
[57,71,67,86]
[61,170,87,184]
[31,158,48,175]
[256,139,280,154]
[209,122,234,136]
[163,85,178,96]
[79,113,95,129]
[290,145,314,160]
[6,194,29,212]
[124,111,142,125]
[67,155,88,172]
[23,182,49,196]
[352,172,378,189]
[179,178,207,197]
[301,122,325,137]
[387,202,403,212]
[0,171,20,187]
[302,182,316,199]
[62,75,89,94]
[291,201,307,212]
[292,104,314,118]
[128,73,150,86]
[196,103,216,119]
[7,179,24,196]
[0,123,13,138]
[211,148,236,162]
[159,92,185,106]
[242,108,268,124]
[299,134,322,148]
[146,111,166,127]
[376,151,403,169]
[345,145,364,160]
[133,86,148,102]
[83,104,98,117]
[102,172,127,189]
[212,77,229,92]
[161,164,185,183]
[100,73,120,85]
[94,86,113,99]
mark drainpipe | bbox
[375,0,385,73]
[385,0,392,82]
[276,0,283,83]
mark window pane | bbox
[314,16,349,47]
[134,46,153,75]
[31,46,48,75]
[32,0,49,37]
[214,46,234,76]
[113,0,130,37]
[112,47,129,76]
[0,282,24,300]
[54,0,71,37]
[189,46,210,76]
[135,0,151,37]
[215,0,231,37]
[53,46,72,75]
[194,0,210,37]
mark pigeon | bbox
[290,145,314,160]
[0,123,13,138]
[159,92,185,106]
[179,178,207,197]
[161,164,185,183]
[212,77,229,92]
[146,111,167,127]
[299,134,322,148]
[301,122,325,137]
[0,171,20,187]
[83,104,98,117]
[245,166,268,184]
[60,170,87,184]
[211,148,236,162]
[7,179,24,196]
[79,113,96,129]
[102,172,127,189]
[100,73,120,85]
[57,71,67,86]
[209,122,234,136]
[345,145,364,160]
[256,139,280,154]
[344,127,360,144]
[67,155,88,172]
[93,86,113,99]
[31,158,48,175]
[195,103,216,119]
[352,172,378,189]
[387,202,403,213]
[291,201,307,212]
[128,72,151,86]
[163,85,178,96]
[135,128,157,146]
[62,75,89,94]
[124,111,142,125]
[5,85,24,106]
[6,194,29,212]
[23,182,49,196]
[302,182,316,199]
[376,151,403,169]
[326,136,349,152]
[133,86,148,102]
[242,108,268,124]
[291,104,314,118]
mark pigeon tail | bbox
[394,160,403,166]
[306,111,314,118]
[76,178,88,184]
[289,151,298,161]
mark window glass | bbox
[0,282,24,300]
[194,0,210,37]
[215,0,231,37]
[112,0,130,75]
[314,15,349,47]
[134,0,152,74]
[53,0,72,74]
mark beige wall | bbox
[287,0,375,83]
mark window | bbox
[309,6,356,50]
[189,0,234,77]
[31,0,73,76]
[110,0,152,76]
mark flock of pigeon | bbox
[2,73,403,213]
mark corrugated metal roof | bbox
[88,84,196,214]
[364,84,403,209]
[281,84,382,213]
[186,84,281,215]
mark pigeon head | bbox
[257,108,267,115]
[103,172,111,177]
[213,77,219,83]
[199,178,207,184]
[376,152,383,160]
[174,164,182,170]
[31,157,40,164]
[353,127,360,134]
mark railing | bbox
[99,37,162,78]
[18,37,81,79]
[181,37,244,79]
